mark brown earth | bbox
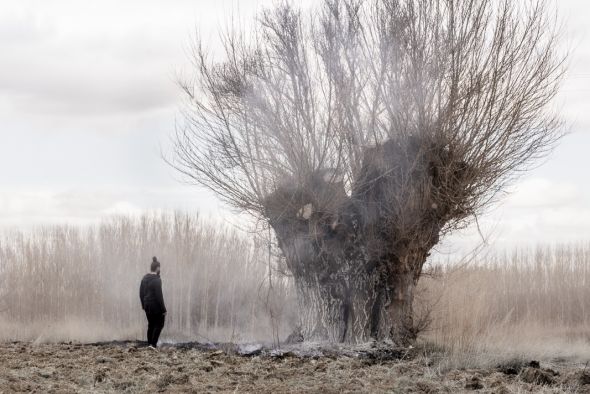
[0,342,589,393]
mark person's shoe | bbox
[148,345,158,351]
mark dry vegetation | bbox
[1,342,590,393]
[1,214,590,392]
[1,214,589,359]
[0,213,295,344]
[419,244,590,369]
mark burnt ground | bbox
[0,341,589,393]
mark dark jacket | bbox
[139,273,167,315]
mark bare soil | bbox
[0,342,589,393]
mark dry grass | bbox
[1,342,587,393]
[0,213,295,344]
[418,244,590,368]
[1,214,590,370]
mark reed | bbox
[1,213,589,363]
[419,243,590,366]
[0,213,295,343]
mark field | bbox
[1,214,590,392]
[1,341,590,393]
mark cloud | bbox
[0,42,179,118]
[0,0,589,257]
[508,178,580,208]
[0,1,322,119]
[0,186,225,230]
[0,2,189,118]
[102,201,144,216]
[438,176,590,257]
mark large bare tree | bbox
[172,0,565,344]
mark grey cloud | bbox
[0,187,224,231]
[507,178,580,209]
[0,9,54,44]
[0,0,589,256]
[0,43,180,116]
[0,4,189,118]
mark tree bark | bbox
[371,266,419,344]
[265,136,458,344]
[277,236,425,344]
[292,253,381,343]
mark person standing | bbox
[139,257,167,349]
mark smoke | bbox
[1,211,588,357]
[0,213,297,343]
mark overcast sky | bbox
[0,0,589,254]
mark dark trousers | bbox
[146,312,165,347]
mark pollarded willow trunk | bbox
[271,218,379,343]
[385,271,418,343]
[370,260,423,344]
[295,277,351,342]
[268,208,434,344]
[293,257,380,343]
[278,234,428,344]
[265,136,467,344]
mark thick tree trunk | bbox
[285,246,377,343]
[264,137,458,344]
[289,257,423,344]
[296,278,347,342]
[386,271,417,343]
[271,237,438,344]
[371,269,418,344]
[267,206,434,343]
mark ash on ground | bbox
[0,341,588,393]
